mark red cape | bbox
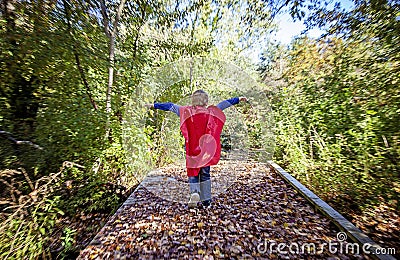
[179,106,226,177]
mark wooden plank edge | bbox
[83,180,145,247]
[267,160,396,260]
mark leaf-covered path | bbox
[78,162,365,259]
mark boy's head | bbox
[191,89,208,107]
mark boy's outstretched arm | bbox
[216,96,248,111]
[144,102,181,116]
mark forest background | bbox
[0,0,399,258]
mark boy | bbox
[145,90,247,208]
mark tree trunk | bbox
[105,37,115,115]
[62,0,98,110]
[99,0,127,139]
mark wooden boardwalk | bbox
[78,161,391,259]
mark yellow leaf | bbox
[197,222,204,228]
[283,223,289,228]
[198,249,205,254]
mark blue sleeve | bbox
[154,102,180,116]
[216,97,240,111]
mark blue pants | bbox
[188,166,211,205]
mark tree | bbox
[264,0,399,249]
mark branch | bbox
[62,0,98,110]
[113,0,128,36]
[20,168,34,191]
[271,0,291,20]
[0,131,43,150]
[99,0,112,39]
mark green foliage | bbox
[58,227,77,259]
[35,97,107,172]
[0,0,275,258]
[0,169,64,259]
[269,0,400,213]
[58,165,122,216]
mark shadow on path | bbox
[78,161,365,259]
